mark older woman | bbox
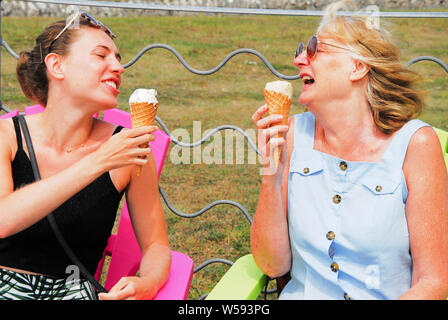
[251,2,448,299]
[0,12,170,300]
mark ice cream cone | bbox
[264,81,292,167]
[129,89,159,176]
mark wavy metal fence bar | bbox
[9,0,448,18]
[1,0,447,299]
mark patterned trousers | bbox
[0,268,97,300]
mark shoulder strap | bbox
[113,125,124,135]
[293,111,315,150]
[382,119,430,167]
[12,116,23,151]
[17,115,41,180]
[16,115,107,294]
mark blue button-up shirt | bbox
[279,112,429,300]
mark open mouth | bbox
[302,75,315,85]
[104,80,118,90]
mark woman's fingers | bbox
[252,107,291,176]
[257,114,285,130]
[131,147,153,164]
[98,278,135,300]
[258,124,288,170]
[252,104,285,129]
[95,125,159,171]
[124,125,158,138]
[120,127,156,154]
[129,133,155,147]
[260,125,289,142]
[252,104,268,124]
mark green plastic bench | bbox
[207,126,448,300]
[205,254,266,300]
[433,127,448,168]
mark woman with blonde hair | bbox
[251,1,448,299]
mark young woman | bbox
[0,12,171,300]
[251,2,448,299]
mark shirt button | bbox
[326,231,335,240]
[344,293,351,300]
[339,161,348,171]
[332,194,341,204]
[303,167,310,174]
[330,262,339,272]
[375,185,382,192]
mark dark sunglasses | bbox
[295,35,355,60]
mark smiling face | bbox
[293,35,356,110]
[57,27,124,110]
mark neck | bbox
[313,95,388,160]
[35,99,95,153]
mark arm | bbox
[0,120,96,237]
[250,105,294,278]
[0,122,155,238]
[99,152,171,300]
[400,126,448,299]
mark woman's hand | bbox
[252,104,289,179]
[250,105,293,278]
[98,276,158,300]
[88,125,158,173]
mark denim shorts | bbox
[0,267,97,300]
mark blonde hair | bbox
[317,0,425,134]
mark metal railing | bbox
[1,0,447,299]
[8,0,448,18]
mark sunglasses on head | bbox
[34,12,117,64]
[49,11,116,50]
[295,35,355,60]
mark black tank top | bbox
[0,116,125,278]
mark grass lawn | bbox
[1,13,447,299]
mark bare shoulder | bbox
[0,117,15,134]
[406,126,442,158]
[93,117,128,139]
[404,125,446,185]
[0,117,17,160]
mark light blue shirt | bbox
[279,112,429,300]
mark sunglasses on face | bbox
[49,11,116,50]
[295,35,355,60]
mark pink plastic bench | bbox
[3,105,193,299]
[0,109,19,119]
[96,107,192,299]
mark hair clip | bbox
[30,42,44,64]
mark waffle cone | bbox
[130,102,159,176]
[264,89,291,167]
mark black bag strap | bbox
[17,114,107,294]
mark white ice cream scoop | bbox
[264,81,293,99]
[129,88,158,105]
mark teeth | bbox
[105,80,117,89]
[301,75,314,85]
